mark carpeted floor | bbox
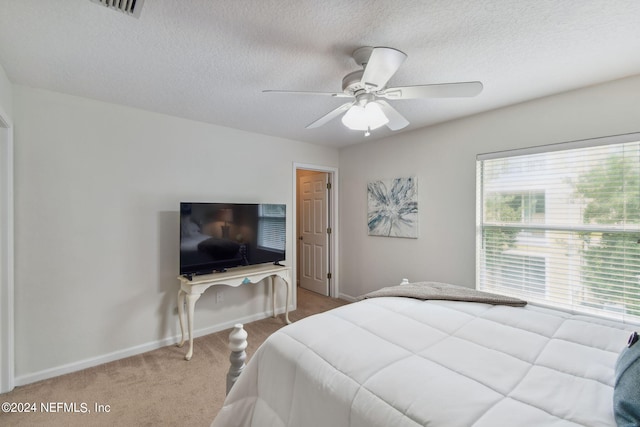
[0,287,348,427]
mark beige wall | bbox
[12,85,339,383]
[9,71,640,382]
[0,63,11,121]
[0,61,13,393]
[338,74,640,299]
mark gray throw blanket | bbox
[360,281,527,307]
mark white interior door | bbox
[299,172,329,295]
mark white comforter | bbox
[212,297,635,427]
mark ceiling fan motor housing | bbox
[342,46,377,96]
[352,46,374,67]
[342,70,367,96]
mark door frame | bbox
[0,103,14,393]
[293,163,339,298]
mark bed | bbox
[211,282,639,427]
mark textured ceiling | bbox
[1,0,639,147]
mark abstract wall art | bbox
[367,176,418,238]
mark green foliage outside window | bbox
[574,155,640,316]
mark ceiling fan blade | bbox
[361,47,407,90]
[377,100,409,131]
[263,89,352,98]
[306,102,354,129]
[378,81,483,99]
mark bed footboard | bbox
[226,324,248,395]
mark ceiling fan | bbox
[263,46,483,136]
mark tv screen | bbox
[180,202,286,277]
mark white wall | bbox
[338,75,640,300]
[11,73,640,382]
[12,85,338,383]
[0,62,14,392]
[0,63,12,119]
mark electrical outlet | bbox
[216,290,224,303]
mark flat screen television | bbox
[180,202,286,278]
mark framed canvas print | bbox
[367,176,418,238]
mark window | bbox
[499,253,546,296]
[477,133,640,322]
[257,204,286,252]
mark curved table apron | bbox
[177,264,292,360]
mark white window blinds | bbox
[258,204,286,252]
[476,133,640,323]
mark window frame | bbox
[476,132,640,323]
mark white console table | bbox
[176,264,292,360]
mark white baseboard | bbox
[338,293,358,303]
[14,308,287,387]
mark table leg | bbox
[177,288,186,348]
[271,277,276,319]
[185,292,201,361]
[284,277,291,324]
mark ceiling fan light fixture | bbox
[341,102,389,131]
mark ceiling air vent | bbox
[89,0,145,18]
